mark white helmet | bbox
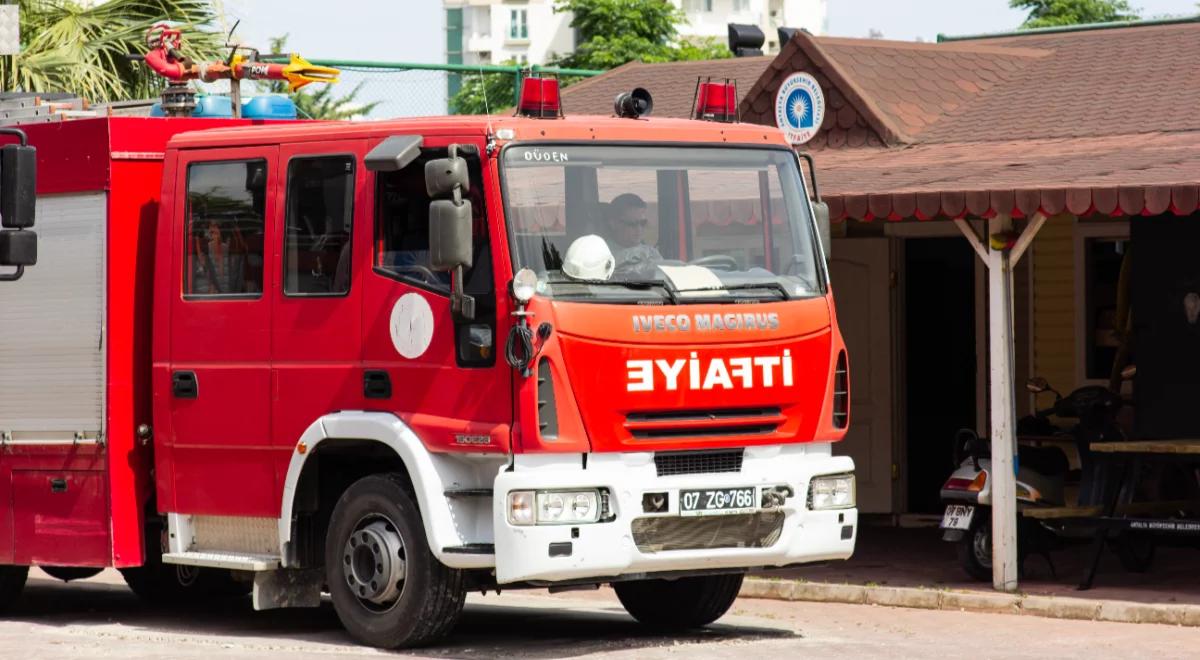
[563,235,615,281]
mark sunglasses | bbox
[620,218,649,229]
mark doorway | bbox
[904,238,977,513]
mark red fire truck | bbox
[0,79,854,648]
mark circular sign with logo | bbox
[389,293,434,359]
[775,72,825,145]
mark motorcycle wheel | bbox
[957,515,993,582]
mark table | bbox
[1077,439,1200,590]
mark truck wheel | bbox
[614,574,743,629]
[120,518,250,604]
[957,515,993,582]
[325,473,465,649]
[0,566,28,613]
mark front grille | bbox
[631,512,785,553]
[654,449,744,477]
[626,407,784,440]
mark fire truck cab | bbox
[0,87,854,648]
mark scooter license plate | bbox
[940,505,975,530]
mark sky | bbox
[209,0,1200,117]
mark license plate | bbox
[940,505,975,530]
[680,487,758,516]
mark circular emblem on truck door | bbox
[389,293,434,358]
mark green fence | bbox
[259,57,604,119]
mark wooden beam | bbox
[986,214,1020,593]
[1010,212,1048,267]
[952,218,988,264]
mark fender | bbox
[278,411,506,569]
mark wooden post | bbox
[986,214,1019,592]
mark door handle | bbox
[364,370,392,399]
[172,371,198,399]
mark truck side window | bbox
[184,159,267,298]
[373,155,456,293]
[284,156,354,296]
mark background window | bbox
[1084,237,1126,379]
[509,9,528,40]
[184,160,266,297]
[284,156,355,295]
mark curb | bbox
[739,578,1200,627]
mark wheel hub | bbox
[343,519,406,606]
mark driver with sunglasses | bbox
[603,193,662,278]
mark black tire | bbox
[957,515,993,582]
[0,566,28,614]
[614,573,744,629]
[1114,535,1156,573]
[41,566,103,582]
[120,518,250,604]
[325,473,466,649]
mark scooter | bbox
[939,377,1128,581]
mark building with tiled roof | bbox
[562,17,1200,529]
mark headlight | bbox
[507,489,603,525]
[808,474,855,510]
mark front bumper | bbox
[492,443,856,584]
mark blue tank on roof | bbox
[149,94,297,120]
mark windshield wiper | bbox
[682,282,791,300]
[550,277,679,305]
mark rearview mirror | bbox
[425,153,470,199]
[812,201,831,261]
[1,143,36,229]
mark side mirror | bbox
[1,143,36,229]
[1026,376,1050,394]
[429,199,472,271]
[812,201,831,261]
[425,154,470,199]
[425,144,475,320]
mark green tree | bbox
[0,0,223,102]
[449,63,518,115]
[1010,0,1140,28]
[264,35,379,120]
[553,0,728,70]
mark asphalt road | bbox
[1,570,1197,659]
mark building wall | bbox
[447,0,575,66]
[675,0,827,51]
[1031,214,1077,398]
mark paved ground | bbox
[2,569,1198,659]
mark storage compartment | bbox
[1131,213,1200,438]
[12,470,110,566]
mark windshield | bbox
[501,145,824,304]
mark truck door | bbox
[361,135,512,451]
[271,141,365,476]
[167,147,279,516]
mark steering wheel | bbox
[689,254,739,271]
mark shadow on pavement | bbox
[9,576,794,658]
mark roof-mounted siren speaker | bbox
[614,88,653,119]
[728,23,764,57]
[777,27,801,50]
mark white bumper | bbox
[492,443,856,584]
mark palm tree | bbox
[0,0,224,103]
